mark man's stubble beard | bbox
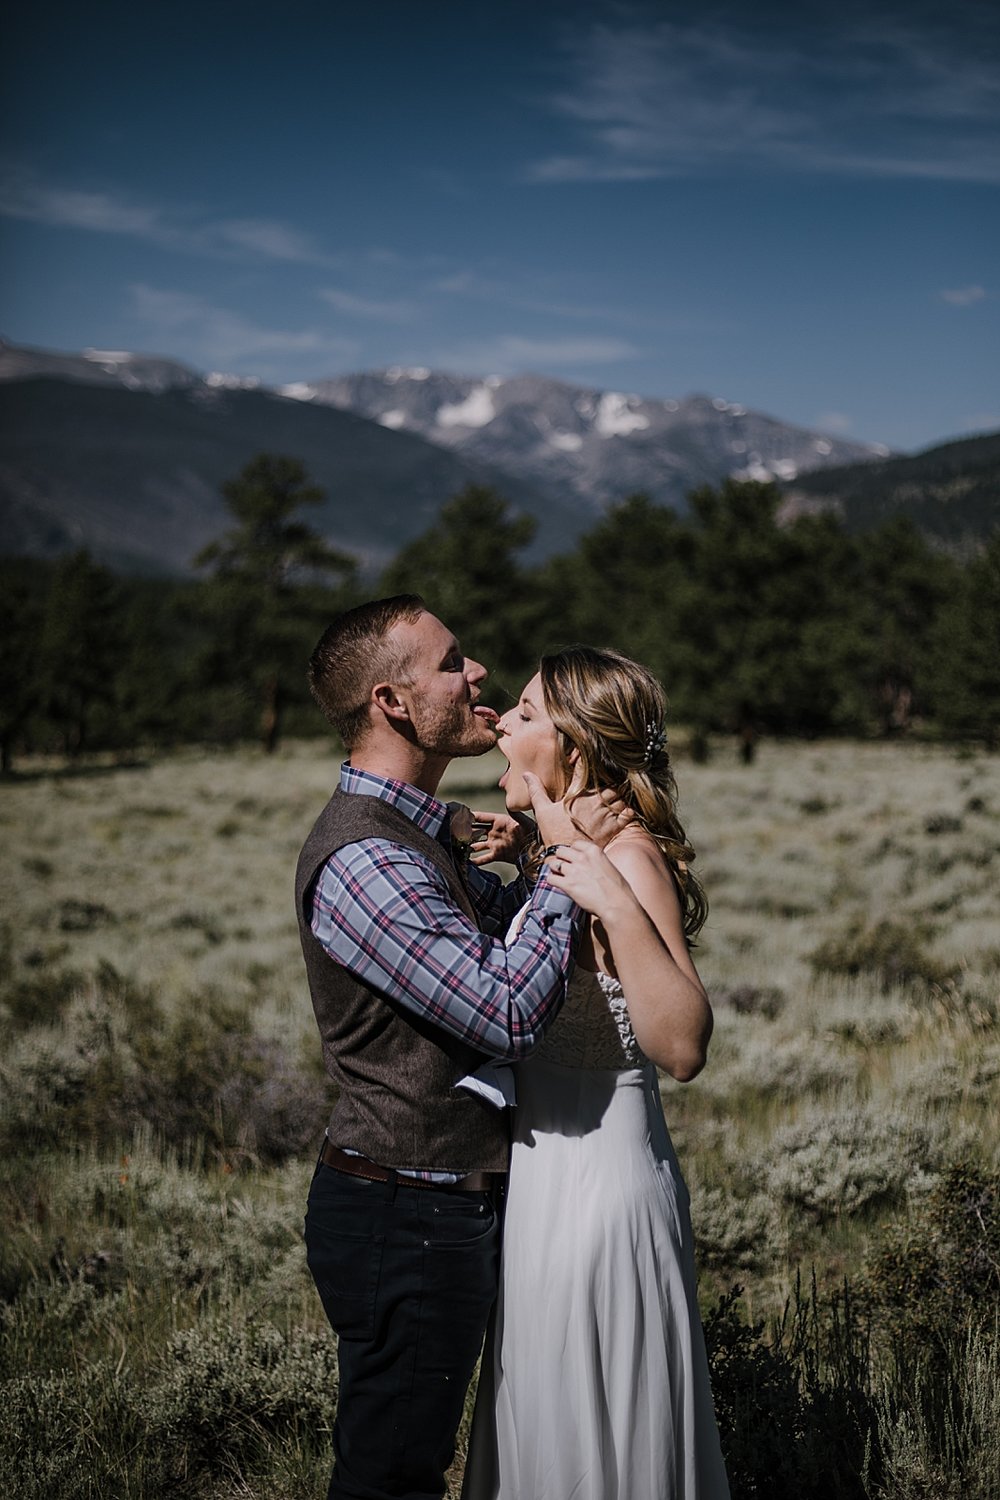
[413,698,497,760]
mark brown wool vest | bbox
[295,787,510,1173]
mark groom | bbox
[296,595,621,1500]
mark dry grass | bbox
[1,735,998,1497]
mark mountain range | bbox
[286,368,885,515]
[0,339,995,575]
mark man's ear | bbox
[371,682,412,723]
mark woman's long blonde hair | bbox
[538,645,708,941]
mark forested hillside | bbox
[2,463,998,772]
[783,430,1000,550]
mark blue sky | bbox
[2,0,997,451]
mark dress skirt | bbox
[462,1056,730,1500]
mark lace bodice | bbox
[506,905,646,1070]
[535,964,647,1070]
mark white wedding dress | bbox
[462,936,730,1500]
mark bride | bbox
[462,645,730,1500]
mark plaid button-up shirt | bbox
[309,764,583,1060]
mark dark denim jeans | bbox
[305,1160,500,1500]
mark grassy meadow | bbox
[1,737,998,1498]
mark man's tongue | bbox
[473,705,500,727]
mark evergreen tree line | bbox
[2,453,998,771]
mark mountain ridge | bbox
[296,367,886,514]
[1,338,994,574]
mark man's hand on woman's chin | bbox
[523,772,634,852]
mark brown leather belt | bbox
[320,1139,500,1194]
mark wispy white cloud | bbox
[941,284,987,306]
[527,157,664,184]
[130,284,358,369]
[366,247,400,266]
[212,217,328,264]
[0,168,332,264]
[527,12,1000,185]
[430,266,674,328]
[431,270,501,298]
[430,334,640,374]
[0,176,168,236]
[320,287,419,321]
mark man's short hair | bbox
[309,595,426,748]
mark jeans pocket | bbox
[426,1194,499,1249]
[306,1226,385,1341]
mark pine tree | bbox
[36,551,125,755]
[379,485,538,698]
[195,454,356,751]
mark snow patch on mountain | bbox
[206,372,260,391]
[281,381,316,401]
[595,392,650,438]
[436,385,496,429]
[735,455,803,482]
[379,409,407,429]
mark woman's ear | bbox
[564,745,586,796]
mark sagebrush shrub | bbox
[128,1176,307,1298]
[808,919,954,991]
[861,1162,1000,1349]
[0,986,143,1150]
[697,1029,858,1103]
[0,1369,143,1499]
[765,1106,952,1222]
[145,1318,339,1475]
[0,976,327,1163]
[0,1280,130,1378]
[869,1317,1000,1500]
[691,1183,782,1271]
[7,1145,313,1321]
[712,984,786,1019]
[0,1321,339,1498]
[821,988,917,1046]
